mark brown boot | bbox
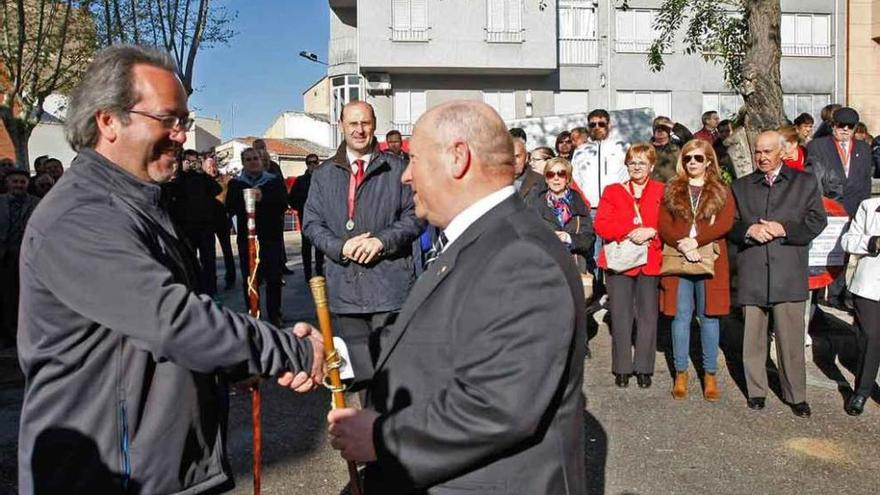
[672,371,688,400]
[703,372,720,402]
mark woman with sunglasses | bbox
[658,139,736,401]
[534,157,595,283]
[594,143,665,388]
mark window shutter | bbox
[411,0,427,30]
[616,11,634,42]
[635,11,653,43]
[393,0,410,30]
[780,14,795,45]
[411,91,427,121]
[487,0,505,32]
[500,92,516,120]
[796,15,811,46]
[394,91,411,123]
[560,6,573,38]
[812,15,829,47]
[508,0,522,33]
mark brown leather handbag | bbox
[660,242,719,277]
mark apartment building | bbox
[327,0,846,144]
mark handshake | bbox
[276,322,326,393]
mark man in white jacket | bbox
[571,109,629,210]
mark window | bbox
[392,90,427,136]
[486,0,523,43]
[783,93,831,122]
[392,0,429,42]
[331,75,362,147]
[702,93,743,120]
[483,90,516,120]
[616,91,671,118]
[559,1,598,65]
[615,9,658,53]
[554,91,589,116]
[781,13,831,57]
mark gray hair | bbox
[64,44,177,151]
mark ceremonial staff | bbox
[243,188,263,495]
[309,276,364,495]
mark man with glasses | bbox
[17,45,325,495]
[805,106,874,309]
[289,153,324,283]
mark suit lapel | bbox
[374,195,523,371]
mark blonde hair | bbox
[544,157,573,185]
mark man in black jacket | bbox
[227,147,289,326]
[17,45,324,495]
[288,153,323,282]
[805,106,873,307]
[303,101,423,394]
[167,150,222,295]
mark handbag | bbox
[603,196,649,273]
[660,242,719,276]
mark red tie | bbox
[354,159,365,188]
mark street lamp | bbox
[299,51,328,65]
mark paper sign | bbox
[809,216,849,267]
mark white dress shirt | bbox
[442,186,516,252]
[346,149,371,173]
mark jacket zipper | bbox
[119,399,131,490]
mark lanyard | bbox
[688,186,702,238]
[626,181,645,225]
[346,160,366,230]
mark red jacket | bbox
[694,128,718,143]
[782,145,805,171]
[594,179,665,276]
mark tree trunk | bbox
[0,108,34,172]
[740,0,786,147]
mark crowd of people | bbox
[6,42,880,494]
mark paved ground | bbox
[2,231,879,494]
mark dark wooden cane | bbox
[244,188,262,495]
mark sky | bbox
[188,0,330,141]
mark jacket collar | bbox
[331,138,381,170]
[373,195,525,372]
[73,148,163,206]
[749,163,794,185]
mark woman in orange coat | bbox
[595,143,665,389]
[658,139,736,401]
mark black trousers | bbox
[606,272,659,375]
[0,250,19,346]
[301,235,324,280]
[238,238,283,322]
[334,312,397,405]
[853,295,880,397]
[216,219,236,284]
[184,227,217,296]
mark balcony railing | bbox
[781,43,832,57]
[329,36,357,66]
[391,27,430,42]
[391,122,414,136]
[560,38,599,65]
[486,29,524,43]
[615,39,653,53]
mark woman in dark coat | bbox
[658,139,736,402]
[534,157,595,281]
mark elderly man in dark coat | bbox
[325,100,587,495]
[729,130,827,417]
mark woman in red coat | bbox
[780,125,806,171]
[595,143,665,389]
[658,139,736,402]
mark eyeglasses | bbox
[588,121,608,129]
[545,170,568,180]
[626,161,650,169]
[128,109,194,131]
[834,123,855,130]
[683,154,706,164]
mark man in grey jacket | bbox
[17,45,324,495]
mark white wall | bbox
[280,113,333,148]
[28,122,76,168]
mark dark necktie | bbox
[425,231,448,266]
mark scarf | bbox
[236,169,275,188]
[546,189,573,227]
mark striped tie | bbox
[425,231,448,266]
